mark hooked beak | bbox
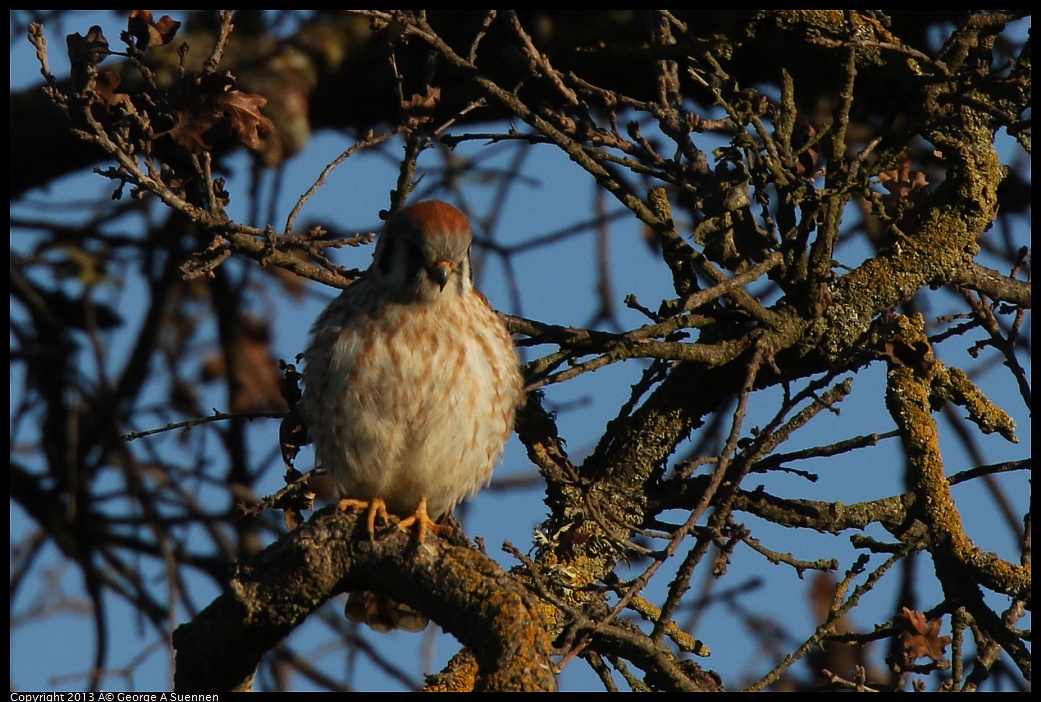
[428,260,452,291]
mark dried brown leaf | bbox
[127,10,181,50]
[279,407,308,471]
[279,360,304,409]
[66,25,110,70]
[218,90,275,150]
[165,73,274,152]
[211,176,231,209]
[881,336,935,378]
[242,468,316,529]
[792,122,820,179]
[168,107,222,152]
[878,153,931,222]
[279,469,314,530]
[879,156,930,199]
[898,607,951,661]
[402,86,441,129]
[93,71,134,110]
[158,164,187,198]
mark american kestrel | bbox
[301,200,523,631]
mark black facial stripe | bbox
[402,237,426,285]
[376,234,397,277]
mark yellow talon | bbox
[396,496,453,542]
[337,497,390,538]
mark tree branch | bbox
[172,506,557,692]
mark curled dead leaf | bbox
[93,71,134,110]
[220,90,276,149]
[126,10,181,50]
[878,153,931,229]
[211,176,231,209]
[402,85,441,130]
[279,407,308,471]
[242,467,316,530]
[166,73,275,152]
[792,122,820,179]
[897,607,951,661]
[66,25,110,70]
[878,154,931,202]
[881,336,935,378]
[277,471,315,531]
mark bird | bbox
[300,200,524,631]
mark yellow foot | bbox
[396,496,453,542]
[337,497,389,538]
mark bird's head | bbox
[370,200,474,303]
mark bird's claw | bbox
[396,496,452,542]
[338,497,390,539]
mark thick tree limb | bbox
[172,506,557,692]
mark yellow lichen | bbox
[884,315,1029,601]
